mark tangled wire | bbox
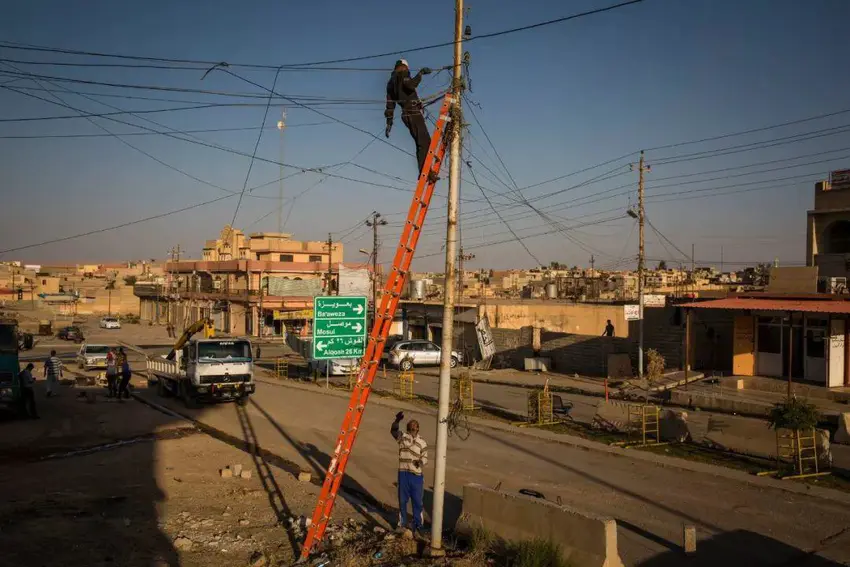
[447,397,470,441]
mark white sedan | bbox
[100,317,121,329]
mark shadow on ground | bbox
[0,382,182,567]
[637,529,846,566]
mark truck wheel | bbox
[180,381,199,409]
[157,377,172,398]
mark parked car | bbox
[77,343,111,371]
[100,317,121,329]
[308,358,360,376]
[387,340,462,371]
[381,334,405,361]
[57,326,83,342]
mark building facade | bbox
[135,226,357,337]
[807,169,850,282]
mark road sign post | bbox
[312,296,368,360]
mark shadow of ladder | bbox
[234,401,301,558]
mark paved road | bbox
[136,377,850,566]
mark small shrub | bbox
[767,397,820,431]
[469,524,493,556]
[646,348,665,382]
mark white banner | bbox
[643,294,666,308]
[624,304,641,321]
[476,314,496,360]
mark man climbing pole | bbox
[385,59,433,174]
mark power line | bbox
[0,1,645,69]
[465,160,542,264]
[0,194,235,255]
[229,68,282,225]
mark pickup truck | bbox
[77,343,110,371]
[147,337,255,407]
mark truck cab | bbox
[152,337,255,405]
[0,319,21,413]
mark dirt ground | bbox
[0,381,413,567]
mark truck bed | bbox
[147,357,184,380]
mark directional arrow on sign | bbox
[352,322,363,334]
[316,340,327,352]
[353,304,364,315]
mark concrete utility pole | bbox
[277,112,286,233]
[326,233,334,297]
[365,212,387,323]
[430,0,464,555]
[636,150,649,378]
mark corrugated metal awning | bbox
[680,297,850,314]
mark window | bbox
[309,255,322,262]
[279,254,294,262]
[806,329,826,359]
[757,322,782,354]
[424,343,439,351]
[42,279,47,285]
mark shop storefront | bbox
[684,296,850,388]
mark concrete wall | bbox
[456,484,624,567]
[481,302,626,337]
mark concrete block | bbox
[232,464,243,476]
[220,468,233,479]
[835,413,850,445]
[683,525,696,554]
[524,357,551,372]
[240,470,253,480]
[455,484,624,567]
[297,471,312,482]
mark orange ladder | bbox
[300,92,455,559]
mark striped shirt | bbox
[44,356,63,378]
[391,422,428,476]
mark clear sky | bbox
[1,0,849,272]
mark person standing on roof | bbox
[385,59,433,175]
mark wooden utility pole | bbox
[365,212,387,323]
[325,233,334,296]
[636,151,649,378]
[457,247,475,298]
[431,0,465,555]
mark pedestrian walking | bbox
[105,348,118,398]
[43,349,62,397]
[602,319,615,337]
[117,347,131,400]
[19,362,38,418]
[385,59,433,174]
[391,411,428,537]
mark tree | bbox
[549,261,562,270]
[753,263,771,286]
[123,275,137,286]
[657,260,667,270]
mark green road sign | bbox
[312,296,368,360]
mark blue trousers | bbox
[397,470,424,530]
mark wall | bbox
[487,306,734,377]
[480,302,627,337]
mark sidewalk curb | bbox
[255,374,850,507]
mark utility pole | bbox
[431,0,465,556]
[168,244,182,263]
[365,212,387,323]
[326,233,334,297]
[589,254,596,301]
[457,247,475,298]
[691,243,695,274]
[636,150,649,378]
[720,245,724,274]
[277,112,286,233]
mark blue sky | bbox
[0,0,848,271]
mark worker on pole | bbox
[385,59,433,174]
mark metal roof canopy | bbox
[680,297,850,315]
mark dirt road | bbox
[137,377,850,566]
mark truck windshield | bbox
[198,341,252,361]
[86,345,110,354]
